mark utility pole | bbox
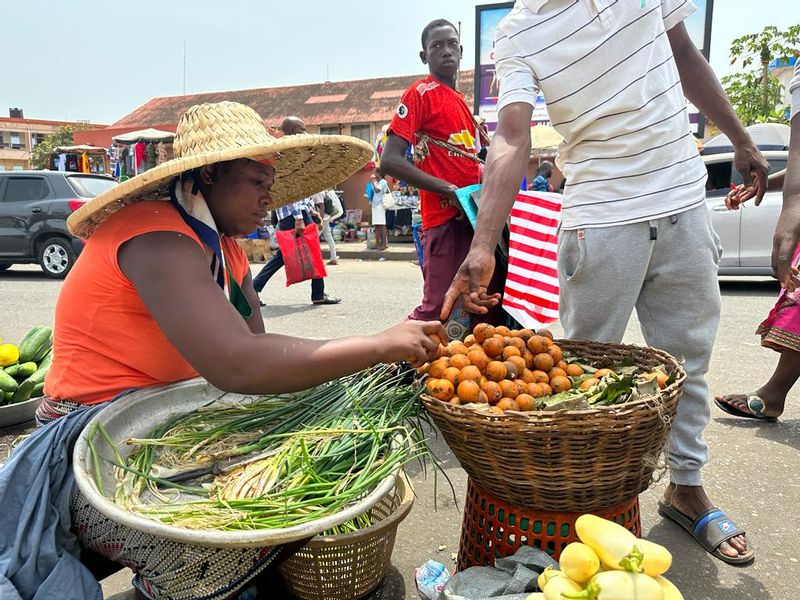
[183,41,187,95]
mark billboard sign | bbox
[474,1,714,136]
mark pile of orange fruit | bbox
[419,324,611,414]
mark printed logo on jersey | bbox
[416,81,440,97]
[396,103,409,119]
[447,129,477,150]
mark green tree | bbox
[723,24,800,125]
[29,126,77,169]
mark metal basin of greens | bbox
[72,375,421,548]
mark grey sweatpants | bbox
[558,205,722,487]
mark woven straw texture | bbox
[68,101,373,238]
[421,340,686,512]
[279,473,414,600]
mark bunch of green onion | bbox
[89,365,443,532]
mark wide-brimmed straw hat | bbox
[68,101,373,238]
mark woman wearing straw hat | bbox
[0,101,445,600]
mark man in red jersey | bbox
[381,18,505,324]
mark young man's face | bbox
[421,26,461,79]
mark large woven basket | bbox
[279,473,414,600]
[421,340,686,512]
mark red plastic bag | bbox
[276,225,327,286]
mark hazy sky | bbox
[3,0,795,125]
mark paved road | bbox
[1,261,798,599]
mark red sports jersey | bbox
[388,75,481,230]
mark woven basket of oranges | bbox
[418,325,685,512]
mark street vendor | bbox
[0,101,445,600]
[380,18,506,326]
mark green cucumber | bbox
[9,379,35,404]
[26,357,51,386]
[5,362,37,380]
[0,369,19,394]
[19,326,52,363]
[3,391,12,403]
[32,382,45,398]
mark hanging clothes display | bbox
[57,154,66,172]
[79,153,90,173]
[145,143,157,170]
[156,142,172,165]
[133,142,146,175]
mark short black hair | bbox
[421,19,458,49]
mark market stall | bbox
[50,144,110,175]
[109,127,175,180]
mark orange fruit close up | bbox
[497,398,519,411]
[481,380,503,404]
[457,380,481,403]
[473,323,495,343]
[548,367,567,380]
[441,367,461,385]
[527,382,544,397]
[594,368,614,379]
[448,354,470,370]
[565,364,584,377]
[498,380,519,399]
[533,353,555,372]
[506,337,526,351]
[546,345,563,363]
[486,361,508,382]
[550,375,572,393]
[427,378,454,401]
[502,346,522,360]
[526,336,547,355]
[531,369,550,383]
[457,365,482,385]
[482,337,504,358]
[428,358,450,379]
[579,378,600,390]
[467,349,489,371]
[516,394,537,411]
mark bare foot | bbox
[663,483,750,560]
[714,390,784,418]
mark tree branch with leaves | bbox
[723,24,800,126]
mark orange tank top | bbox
[45,200,250,404]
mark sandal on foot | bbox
[312,294,341,305]
[658,501,754,565]
[713,394,778,422]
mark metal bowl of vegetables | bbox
[72,371,423,548]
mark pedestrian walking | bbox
[315,189,340,265]
[370,171,390,251]
[441,0,769,565]
[253,116,341,306]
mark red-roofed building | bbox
[74,72,475,218]
[0,110,108,171]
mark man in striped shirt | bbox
[252,117,341,306]
[442,0,769,564]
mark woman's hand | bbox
[375,320,448,366]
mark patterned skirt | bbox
[757,288,800,353]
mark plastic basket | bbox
[458,477,641,569]
[421,339,685,512]
[279,473,414,600]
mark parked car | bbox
[704,150,788,276]
[0,171,116,278]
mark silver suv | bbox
[705,150,788,276]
